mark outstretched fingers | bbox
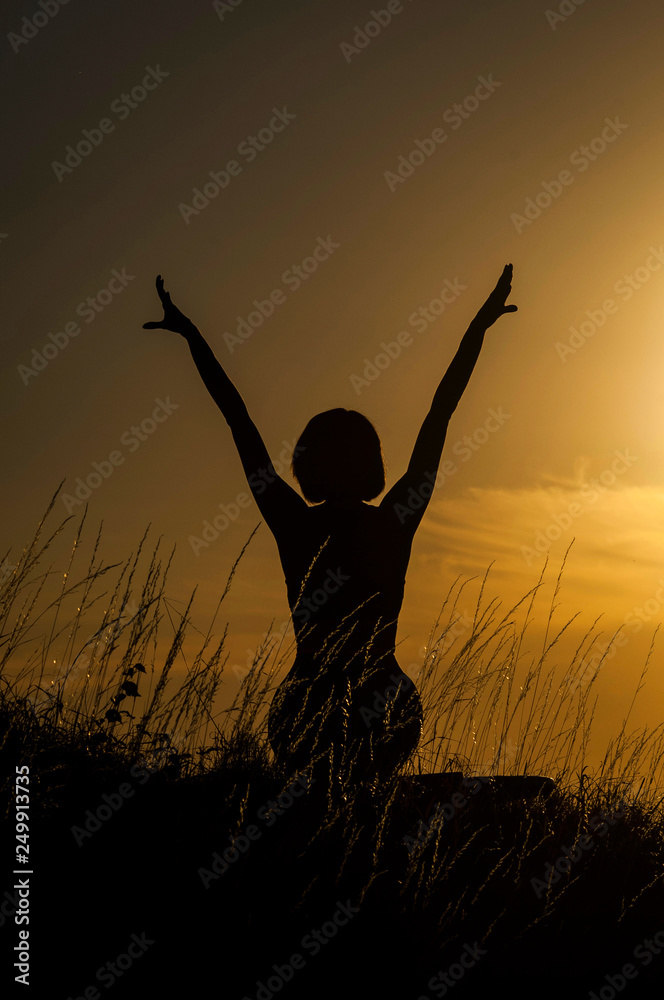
[497,263,513,287]
[143,274,193,335]
[156,274,172,306]
[497,263,517,312]
[142,275,169,329]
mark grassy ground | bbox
[1,489,663,998]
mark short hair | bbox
[291,409,385,503]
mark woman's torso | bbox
[273,499,415,670]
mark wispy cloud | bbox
[414,482,664,624]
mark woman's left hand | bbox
[143,275,195,337]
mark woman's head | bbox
[291,409,385,503]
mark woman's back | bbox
[274,499,414,662]
[266,498,424,784]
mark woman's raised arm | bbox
[380,264,517,528]
[143,275,306,531]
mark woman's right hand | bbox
[143,275,195,336]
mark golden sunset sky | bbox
[4,0,664,766]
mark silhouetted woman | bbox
[143,265,517,788]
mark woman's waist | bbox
[290,642,403,680]
[289,574,404,621]
[293,618,398,657]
